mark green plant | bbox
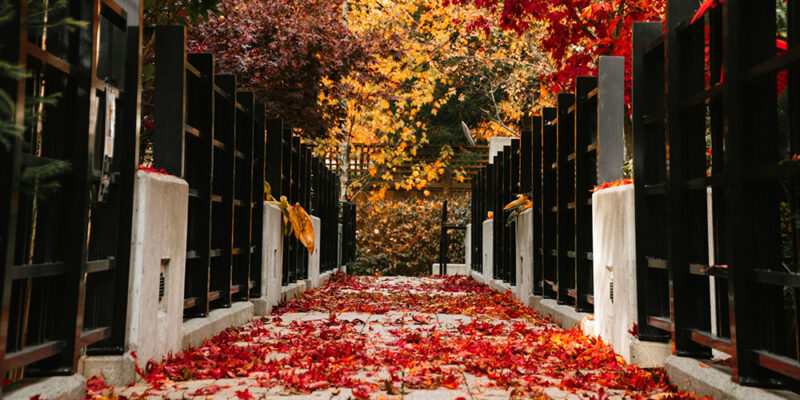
[1,0,81,196]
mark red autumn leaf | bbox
[235,389,254,400]
[352,386,372,399]
[191,384,221,396]
[628,323,639,337]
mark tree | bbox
[444,0,666,108]
[186,0,373,138]
[317,0,550,201]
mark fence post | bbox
[153,25,187,177]
[541,107,558,299]
[575,76,598,313]
[184,52,214,318]
[598,56,626,183]
[250,103,266,299]
[632,21,670,342]
[556,94,576,305]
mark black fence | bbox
[153,25,342,315]
[438,200,467,274]
[154,25,263,317]
[0,0,140,392]
[470,141,518,285]
[263,116,341,285]
[631,1,800,389]
[470,76,603,313]
[341,202,357,267]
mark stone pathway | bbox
[90,274,708,400]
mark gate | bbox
[0,0,140,392]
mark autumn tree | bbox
[186,0,372,138]
[445,0,666,107]
[318,0,551,201]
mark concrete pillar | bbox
[337,222,343,268]
[598,56,626,182]
[592,184,670,367]
[515,209,533,305]
[479,219,493,283]
[465,223,472,266]
[253,202,283,315]
[306,216,321,289]
[488,137,514,164]
[80,170,189,385]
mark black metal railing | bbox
[438,200,467,274]
[153,25,342,315]
[341,202,357,268]
[0,0,140,392]
[469,141,518,284]
[470,73,604,313]
[631,1,800,389]
[154,26,261,317]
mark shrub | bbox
[352,194,470,276]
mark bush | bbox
[352,194,470,276]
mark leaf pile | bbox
[95,273,713,400]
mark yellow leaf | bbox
[504,194,529,210]
[293,204,315,254]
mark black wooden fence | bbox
[341,202,357,267]
[0,0,140,393]
[631,1,800,389]
[154,25,263,317]
[470,141,518,285]
[153,25,342,315]
[470,76,603,313]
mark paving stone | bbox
[94,276,702,400]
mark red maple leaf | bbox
[628,323,639,337]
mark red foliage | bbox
[136,166,170,176]
[591,178,633,193]
[445,0,666,109]
[187,0,375,138]
[118,273,710,399]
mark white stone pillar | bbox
[592,184,670,367]
[515,209,533,305]
[81,170,189,385]
[307,216,321,289]
[254,202,283,316]
[477,219,493,283]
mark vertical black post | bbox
[665,0,711,358]
[250,102,266,298]
[542,107,558,299]
[575,76,598,313]
[556,94,576,305]
[532,116,543,296]
[632,22,669,341]
[153,25,187,177]
[510,139,519,285]
[281,127,291,285]
[439,201,448,275]
[185,53,214,318]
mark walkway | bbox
[89,274,706,400]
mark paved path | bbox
[90,274,706,399]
